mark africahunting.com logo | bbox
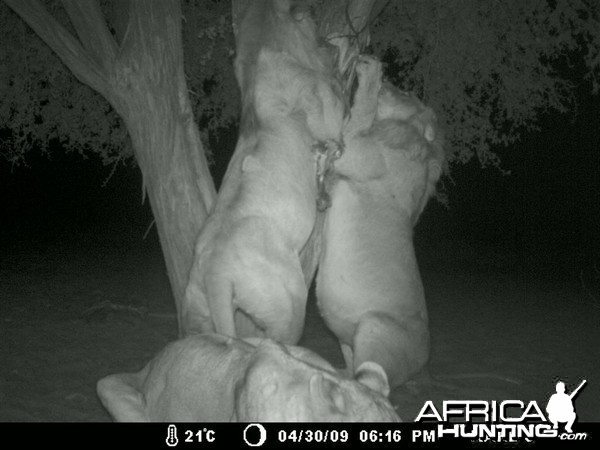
[414,379,588,443]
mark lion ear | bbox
[355,361,391,397]
[97,373,149,422]
[424,123,436,142]
[309,373,347,413]
[242,154,262,173]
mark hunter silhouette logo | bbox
[546,379,586,433]
[413,378,590,442]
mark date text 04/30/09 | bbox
[278,429,348,443]
[277,429,403,443]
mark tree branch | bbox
[368,0,390,26]
[3,0,111,98]
[316,0,376,94]
[317,0,376,45]
[61,0,118,71]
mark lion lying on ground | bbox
[97,334,400,422]
[181,0,345,341]
[317,56,444,389]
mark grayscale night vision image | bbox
[0,1,598,444]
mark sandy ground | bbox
[1,222,598,422]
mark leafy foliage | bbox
[0,4,119,164]
[180,0,238,156]
[0,0,238,169]
[1,0,599,172]
[0,3,128,167]
[370,0,600,168]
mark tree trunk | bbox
[107,1,216,335]
[5,0,216,334]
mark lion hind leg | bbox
[231,275,307,345]
[235,309,267,339]
[352,311,430,389]
[254,288,307,345]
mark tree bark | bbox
[5,0,216,332]
[109,1,216,333]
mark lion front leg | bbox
[344,55,383,137]
[181,261,215,337]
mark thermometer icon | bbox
[166,424,179,447]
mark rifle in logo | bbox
[569,379,587,400]
[546,379,587,433]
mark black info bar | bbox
[0,422,596,448]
